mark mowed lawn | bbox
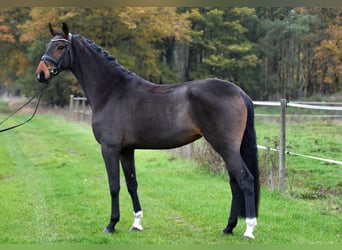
[0,114,341,244]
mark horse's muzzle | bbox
[36,71,46,83]
[35,60,51,83]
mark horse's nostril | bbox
[36,71,45,82]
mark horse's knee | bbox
[109,185,120,197]
[239,176,254,194]
[126,179,137,192]
[228,165,254,193]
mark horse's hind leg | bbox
[224,152,257,239]
[188,85,257,238]
[222,176,243,235]
[207,142,257,239]
[120,149,143,231]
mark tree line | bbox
[0,7,341,105]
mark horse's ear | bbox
[62,22,69,39]
[49,23,57,37]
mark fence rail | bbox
[254,101,342,110]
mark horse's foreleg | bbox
[101,144,121,233]
[120,149,143,231]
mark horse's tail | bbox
[240,93,260,217]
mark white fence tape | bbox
[253,101,342,111]
[257,145,342,165]
[287,102,342,111]
[253,101,280,106]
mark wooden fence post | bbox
[279,99,286,191]
[81,97,86,122]
[75,98,80,121]
[69,94,74,111]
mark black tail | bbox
[240,93,260,217]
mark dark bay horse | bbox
[36,23,260,239]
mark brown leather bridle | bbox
[39,33,73,79]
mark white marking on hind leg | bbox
[243,217,257,239]
[130,210,143,231]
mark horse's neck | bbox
[70,39,127,110]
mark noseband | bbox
[41,33,73,77]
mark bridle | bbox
[40,33,73,78]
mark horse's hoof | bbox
[103,227,115,234]
[221,229,233,236]
[242,234,255,240]
[129,226,143,232]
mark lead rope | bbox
[0,85,46,133]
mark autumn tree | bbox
[16,7,191,105]
[182,7,260,97]
[257,7,321,99]
[1,7,341,104]
[312,8,342,95]
[0,7,30,95]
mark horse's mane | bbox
[74,34,137,79]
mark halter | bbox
[40,33,73,77]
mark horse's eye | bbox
[58,45,65,50]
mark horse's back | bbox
[186,78,245,99]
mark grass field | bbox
[0,114,341,244]
[255,120,342,196]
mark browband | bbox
[51,33,72,43]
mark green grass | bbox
[255,120,342,197]
[0,114,341,244]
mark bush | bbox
[171,138,225,174]
[172,137,280,188]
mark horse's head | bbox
[36,23,73,83]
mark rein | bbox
[0,84,46,133]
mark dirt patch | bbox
[6,98,37,114]
[0,174,14,180]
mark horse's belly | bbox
[132,125,202,149]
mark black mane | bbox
[74,34,137,78]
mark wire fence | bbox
[254,100,342,190]
[254,100,342,167]
[257,145,342,165]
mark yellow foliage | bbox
[19,8,59,42]
[0,17,14,43]
[118,7,191,42]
